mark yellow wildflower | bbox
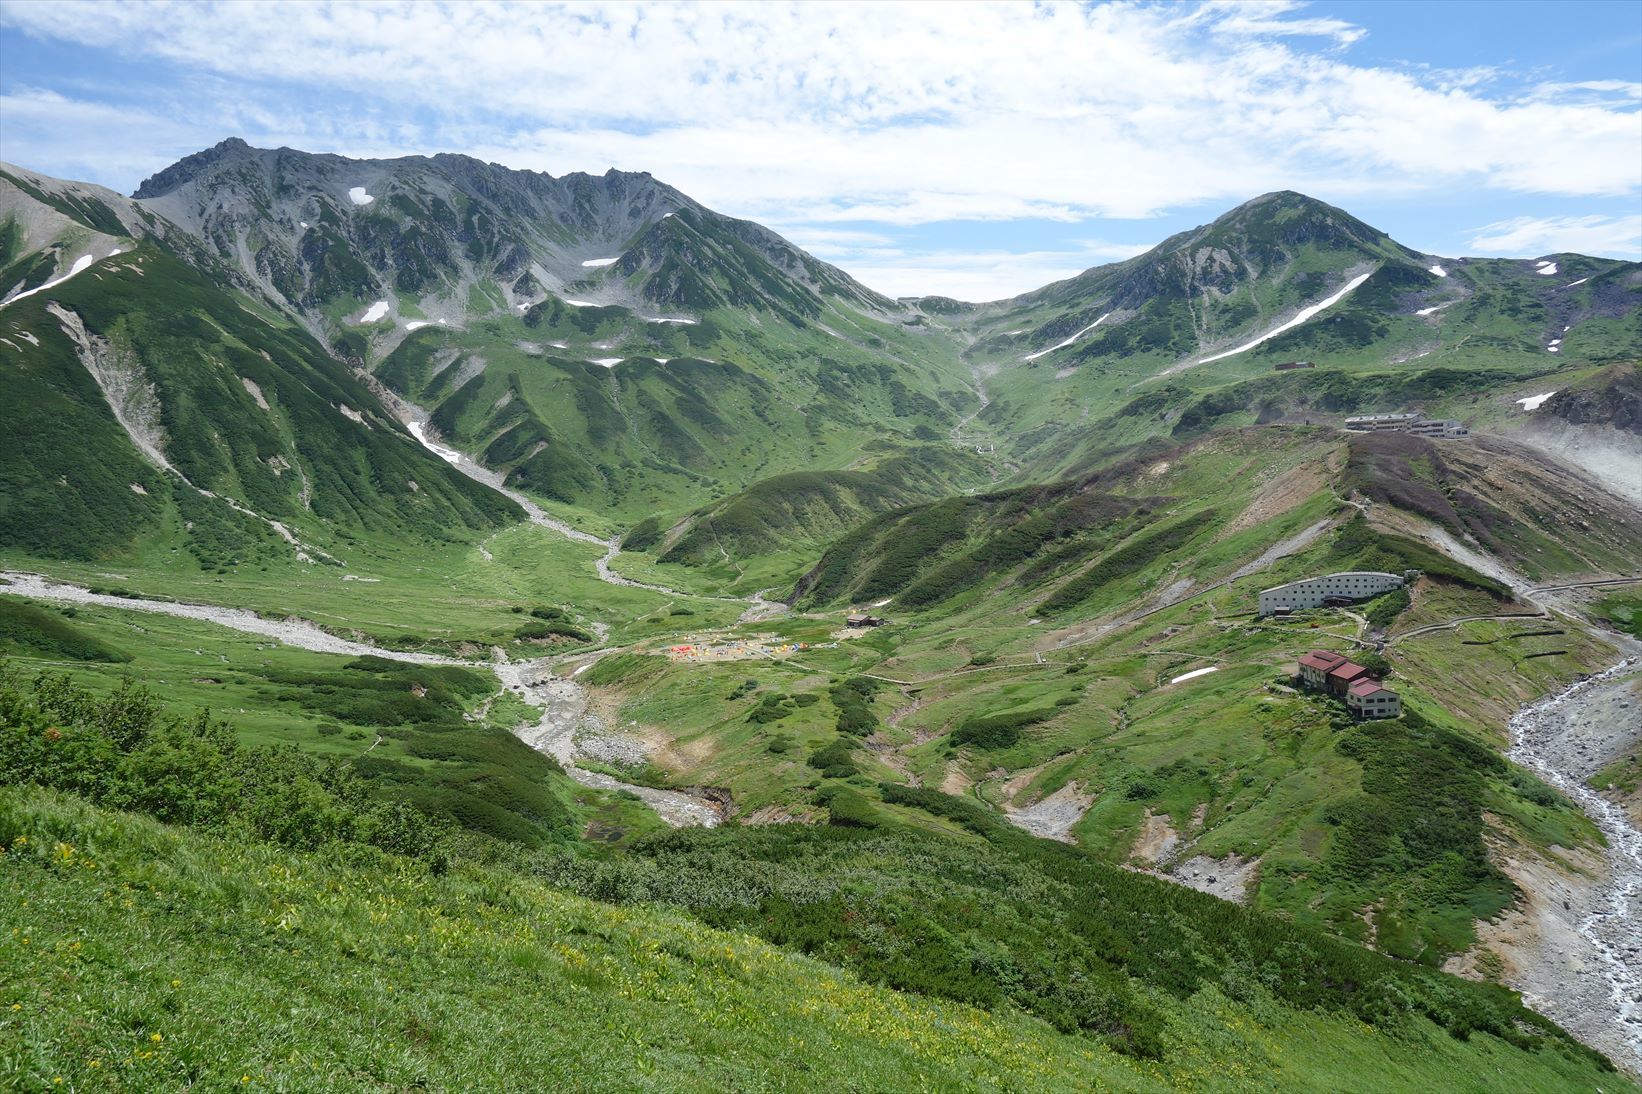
[150,1032,163,1043]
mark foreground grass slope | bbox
[2,786,1626,1092]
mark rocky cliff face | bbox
[1543,366,1642,434]
[127,138,892,332]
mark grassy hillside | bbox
[2,788,1625,1091]
[372,290,980,536]
[0,244,518,564]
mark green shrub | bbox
[0,601,130,663]
[808,739,858,779]
[952,707,1055,750]
[830,676,880,737]
[1366,587,1411,627]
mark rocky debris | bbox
[1507,661,1642,1073]
[1005,782,1093,843]
[1165,854,1260,904]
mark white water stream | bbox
[1507,659,1642,1070]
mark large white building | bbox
[1258,571,1414,615]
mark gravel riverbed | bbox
[0,571,722,829]
[1506,660,1642,1073]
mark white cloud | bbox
[2,1,1637,296]
[1468,215,1642,259]
[793,238,1156,301]
[2,0,1636,218]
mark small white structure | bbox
[1343,413,1420,432]
[1343,413,1468,438]
[1258,571,1414,616]
[1405,419,1468,438]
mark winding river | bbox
[0,571,722,828]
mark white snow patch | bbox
[581,257,620,267]
[549,341,567,349]
[1198,270,1374,364]
[358,300,389,324]
[1535,259,1551,267]
[1,253,97,308]
[347,186,374,206]
[1536,262,1558,276]
[406,421,462,464]
[106,246,125,259]
[1565,277,1589,287]
[1428,264,1447,278]
[1169,666,1219,685]
[591,358,623,368]
[871,598,893,608]
[15,331,38,346]
[1516,391,1556,411]
[405,321,435,331]
[1549,339,1562,347]
[645,316,697,325]
[299,221,309,228]
[1024,312,1110,361]
[563,299,597,307]
[515,302,530,311]
[1548,347,1560,353]
[1005,328,1026,335]
[1415,302,1454,317]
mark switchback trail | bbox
[0,572,722,829]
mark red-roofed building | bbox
[1347,679,1401,719]
[1325,661,1371,697]
[1297,650,1348,689]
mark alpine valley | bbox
[3,140,1641,1091]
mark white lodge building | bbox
[1258,571,1415,615]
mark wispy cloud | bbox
[1469,215,1642,259]
[2,1,1637,296]
[3,0,1637,215]
[790,237,1156,301]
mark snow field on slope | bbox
[1023,313,1111,361]
[1197,270,1374,364]
[0,249,121,308]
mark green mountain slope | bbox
[0,235,518,564]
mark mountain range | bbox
[5,139,1637,567]
[3,140,1641,1085]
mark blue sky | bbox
[1,0,1637,300]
